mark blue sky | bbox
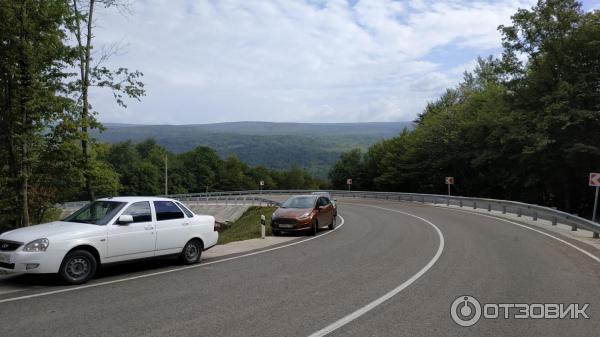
[91,0,600,124]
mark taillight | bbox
[214,221,221,232]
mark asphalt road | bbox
[1,198,599,337]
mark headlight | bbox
[298,212,311,220]
[23,238,49,252]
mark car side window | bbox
[154,201,185,221]
[176,202,194,218]
[121,202,152,223]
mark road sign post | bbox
[445,177,454,196]
[593,186,599,223]
[590,173,600,225]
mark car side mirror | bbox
[117,215,134,225]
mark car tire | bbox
[59,250,97,285]
[180,239,202,264]
[311,219,318,236]
[329,216,336,230]
[272,229,281,236]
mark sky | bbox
[90,0,600,124]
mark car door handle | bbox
[145,225,154,230]
[182,222,190,226]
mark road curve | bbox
[1,198,599,337]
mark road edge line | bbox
[440,207,600,263]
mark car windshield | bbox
[281,196,316,209]
[63,201,127,225]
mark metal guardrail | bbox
[172,195,281,207]
[57,189,600,238]
[165,190,600,238]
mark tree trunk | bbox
[18,1,30,227]
[74,0,96,201]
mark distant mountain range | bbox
[93,121,413,177]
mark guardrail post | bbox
[446,198,450,206]
[517,208,522,217]
[459,200,463,207]
[532,211,538,221]
[422,197,425,203]
[487,203,491,212]
[502,205,506,214]
[593,232,599,239]
[552,217,557,226]
[571,224,577,231]
[473,202,477,209]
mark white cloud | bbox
[90,0,536,124]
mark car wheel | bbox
[272,229,281,236]
[59,250,97,285]
[180,239,202,264]
[311,219,318,236]
[329,216,336,230]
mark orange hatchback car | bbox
[271,195,336,236]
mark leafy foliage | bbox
[330,1,600,216]
[92,122,413,177]
[97,140,327,196]
[329,0,600,213]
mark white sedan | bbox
[0,197,218,284]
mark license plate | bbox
[0,253,10,264]
[279,224,293,229]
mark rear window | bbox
[154,201,185,221]
[176,202,195,218]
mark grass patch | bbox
[218,206,277,244]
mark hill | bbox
[93,122,412,177]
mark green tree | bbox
[0,0,74,226]
[67,0,145,201]
[499,0,600,211]
[328,149,365,190]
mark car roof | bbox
[97,196,179,203]
[288,195,318,199]
[311,191,330,195]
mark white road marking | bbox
[309,204,445,337]
[0,215,345,304]
[443,207,600,263]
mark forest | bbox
[329,0,600,216]
[92,122,412,177]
